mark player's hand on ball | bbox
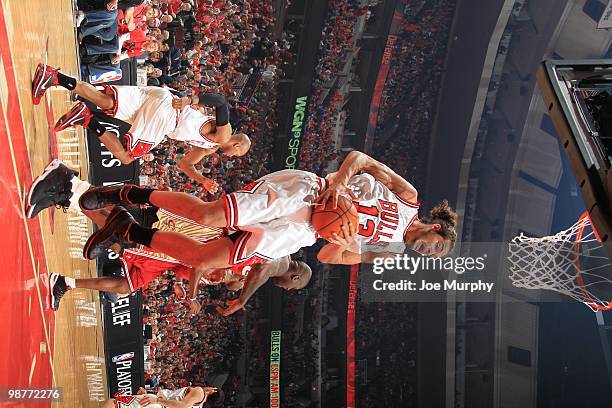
[216,299,244,316]
[328,222,356,247]
[316,182,356,209]
[189,299,202,315]
[201,178,219,194]
[138,395,158,406]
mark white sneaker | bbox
[76,10,85,27]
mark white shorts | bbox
[223,169,328,263]
[103,86,178,157]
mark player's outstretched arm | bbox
[218,262,271,316]
[317,243,362,265]
[187,267,209,315]
[178,146,219,193]
[321,150,418,205]
[318,244,397,265]
[239,263,272,302]
[188,267,208,299]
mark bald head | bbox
[220,132,251,157]
[274,260,312,290]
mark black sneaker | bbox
[27,159,78,218]
[83,206,135,260]
[49,273,70,311]
[79,184,135,211]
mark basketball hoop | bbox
[508,212,612,312]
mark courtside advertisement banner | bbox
[102,295,145,396]
[270,330,282,408]
[269,330,282,408]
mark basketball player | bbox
[101,385,218,408]
[26,161,312,311]
[80,151,457,270]
[31,64,250,192]
[50,246,311,313]
[215,255,308,316]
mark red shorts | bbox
[121,249,192,292]
[227,231,269,274]
[120,243,262,293]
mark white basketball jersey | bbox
[168,107,218,149]
[159,388,204,407]
[346,174,419,254]
[113,388,204,408]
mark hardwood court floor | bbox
[0,0,107,406]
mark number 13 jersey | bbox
[346,173,419,254]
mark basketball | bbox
[311,195,358,241]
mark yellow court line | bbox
[28,354,37,386]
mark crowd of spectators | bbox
[281,268,322,407]
[297,0,374,174]
[355,301,418,408]
[76,0,289,198]
[142,272,243,404]
[76,0,292,86]
[243,296,270,381]
[372,0,456,184]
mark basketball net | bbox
[508,212,612,312]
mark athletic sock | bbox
[87,116,107,137]
[57,72,77,91]
[69,177,92,212]
[65,276,76,289]
[125,186,155,205]
[126,223,157,247]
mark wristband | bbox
[190,297,198,302]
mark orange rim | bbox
[573,212,612,311]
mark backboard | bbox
[537,59,612,259]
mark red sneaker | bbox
[32,63,59,105]
[54,102,93,132]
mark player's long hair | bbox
[421,200,458,255]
